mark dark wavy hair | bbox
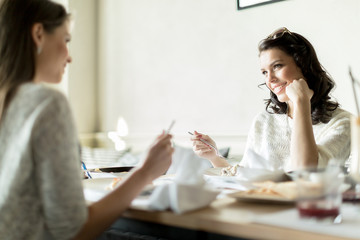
[258,28,339,124]
[0,0,70,121]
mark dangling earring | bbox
[37,47,42,55]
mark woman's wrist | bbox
[209,155,229,168]
[131,166,154,185]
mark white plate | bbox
[204,167,287,182]
[83,178,113,192]
[82,174,175,203]
[82,175,129,198]
[203,167,222,176]
[226,183,351,204]
[203,168,255,191]
[227,191,295,204]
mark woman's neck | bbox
[287,101,294,119]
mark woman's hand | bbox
[190,131,230,168]
[139,132,174,182]
[75,132,173,239]
[286,79,318,170]
[285,78,314,105]
[190,131,218,161]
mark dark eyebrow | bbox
[269,59,282,67]
[260,59,283,72]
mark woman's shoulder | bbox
[8,83,71,120]
[313,108,351,130]
[2,83,73,136]
[332,107,352,117]
[16,83,69,108]
[19,83,66,101]
[329,108,352,123]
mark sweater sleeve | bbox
[32,91,87,240]
[316,110,351,168]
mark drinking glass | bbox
[294,167,344,224]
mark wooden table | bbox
[114,197,357,240]
[83,176,360,240]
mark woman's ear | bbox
[31,23,44,55]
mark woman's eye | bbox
[262,71,267,76]
[273,64,282,70]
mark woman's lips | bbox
[272,83,287,94]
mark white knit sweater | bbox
[240,108,351,172]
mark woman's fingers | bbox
[148,134,173,162]
[190,130,218,160]
[193,141,214,156]
[155,133,172,145]
[192,139,212,150]
[286,78,314,102]
[195,147,212,153]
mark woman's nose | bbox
[266,71,277,83]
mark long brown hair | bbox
[258,28,339,124]
[0,0,69,121]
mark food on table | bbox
[106,177,123,190]
[221,164,240,176]
[247,181,298,199]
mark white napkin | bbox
[148,154,218,214]
[242,148,274,170]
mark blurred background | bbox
[56,0,360,157]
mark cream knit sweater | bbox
[240,108,351,172]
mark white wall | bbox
[68,0,98,133]
[69,0,360,155]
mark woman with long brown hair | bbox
[192,27,350,172]
[0,0,173,239]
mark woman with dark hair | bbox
[0,0,173,239]
[191,27,350,172]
